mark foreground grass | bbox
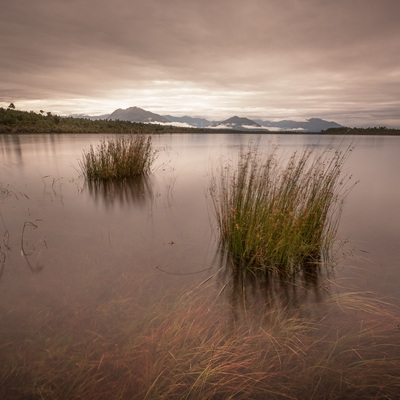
[79,135,156,181]
[1,280,399,400]
[210,146,355,276]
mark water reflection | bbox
[0,133,66,165]
[84,176,154,209]
[1,133,400,398]
[0,134,23,164]
[216,248,332,320]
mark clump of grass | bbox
[210,145,355,275]
[79,135,156,181]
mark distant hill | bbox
[71,113,110,120]
[164,115,212,128]
[254,117,343,132]
[93,106,344,132]
[213,116,262,131]
[109,107,170,123]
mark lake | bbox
[1,132,400,399]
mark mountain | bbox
[109,106,170,123]
[163,115,212,128]
[254,118,343,132]
[213,116,262,131]
[94,106,343,132]
[71,113,111,120]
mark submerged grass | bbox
[210,145,355,276]
[1,283,400,400]
[79,134,156,181]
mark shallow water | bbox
[1,133,400,308]
[1,133,400,397]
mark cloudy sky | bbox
[1,0,400,127]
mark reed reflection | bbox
[85,176,154,209]
[216,248,332,323]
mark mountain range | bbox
[84,106,343,132]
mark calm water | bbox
[1,132,400,397]
[1,133,400,311]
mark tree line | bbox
[0,107,203,134]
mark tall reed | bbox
[210,145,354,275]
[79,135,156,181]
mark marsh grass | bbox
[79,134,156,181]
[1,284,400,400]
[210,145,355,276]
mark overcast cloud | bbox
[1,0,400,126]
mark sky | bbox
[1,0,400,127]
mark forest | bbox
[0,107,201,134]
